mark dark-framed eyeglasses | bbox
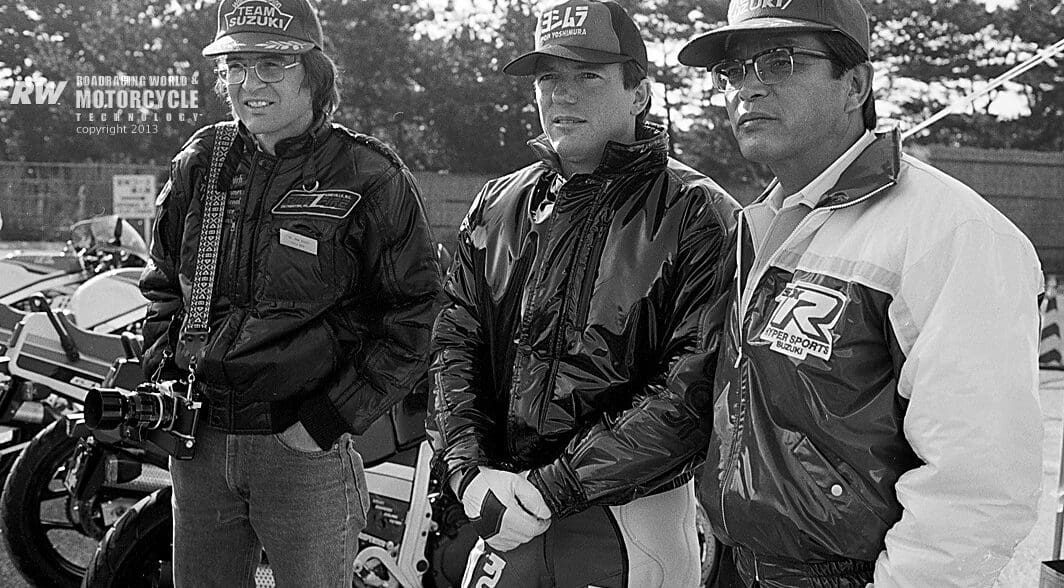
[217,59,302,85]
[709,47,834,92]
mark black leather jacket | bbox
[431,124,739,517]
[141,119,441,450]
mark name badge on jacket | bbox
[279,228,318,256]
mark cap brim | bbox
[677,18,835,67]
[202,33,316,57]
[503,45,633,76]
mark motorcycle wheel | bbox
[0,420,90,588]
[83,486,173,588]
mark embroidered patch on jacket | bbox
[271,188,361,219]
[759,280,847,361]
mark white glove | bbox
[457,467,552,551]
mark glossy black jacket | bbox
[140,120,441,450]
[431,124,739,517]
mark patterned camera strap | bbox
[184,123,238,343]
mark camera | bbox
[84,380,202,460]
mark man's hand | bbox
[457,467,552,551]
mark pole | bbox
[1055,413,1064,559]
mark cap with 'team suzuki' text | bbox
[677,0,871,67]
[202,0,324,57]
[503,0,648,76]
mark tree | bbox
[1,0,227,163]
[867,0,1063,149]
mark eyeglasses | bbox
[709,47,834,92]
[217,59,302,85]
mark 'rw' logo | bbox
[8,81,68,105]
[759,280,846,361]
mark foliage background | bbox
[1,0,1062,191]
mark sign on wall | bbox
[112,174,157,219]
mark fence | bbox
[0,161,166,241]
[0,161,486,249]
[1,145,1062,273]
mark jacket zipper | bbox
[571,205,611,332]
[507,196,558,457]
[722,180,896,551]
[541,183,610,412]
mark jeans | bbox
[170,425,370,588]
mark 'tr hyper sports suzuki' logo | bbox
[759,280,846,361]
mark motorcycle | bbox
[0,352,170,588]
[0,255,149,465]
[0,213,149,461]
[0,271,151,586]
[0,215,148,316]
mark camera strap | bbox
[180,122,239,377]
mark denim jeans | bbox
[170,425,370,588]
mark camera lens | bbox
[85,387,174,430]
[85,388,130,430]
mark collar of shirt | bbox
[765,130,878,214]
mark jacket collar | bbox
[752,127,902,210]
[527,121,670,178]
[236,115,330,159]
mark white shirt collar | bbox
[766,130,877,212]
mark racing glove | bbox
[455,467,552,552]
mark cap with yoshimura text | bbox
[503,0,648,76]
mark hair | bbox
[622,60,652,135]
[818,32,876,130]
[213,48,341,120]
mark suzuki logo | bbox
[759,280,846,361]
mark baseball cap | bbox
[503,0,648,76]
[202,0,324,57]
[677,0,870,67]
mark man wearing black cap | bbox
[678,0,1043,585]
[139,0,440,585]
[429,1,738,586]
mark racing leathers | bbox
[431,122,739,521]
[703,129,1043,587]
[140,118,441,451]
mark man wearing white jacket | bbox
[678,0,1043,586]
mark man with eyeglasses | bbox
[139,0,440,585]
[678,0,1044,586]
